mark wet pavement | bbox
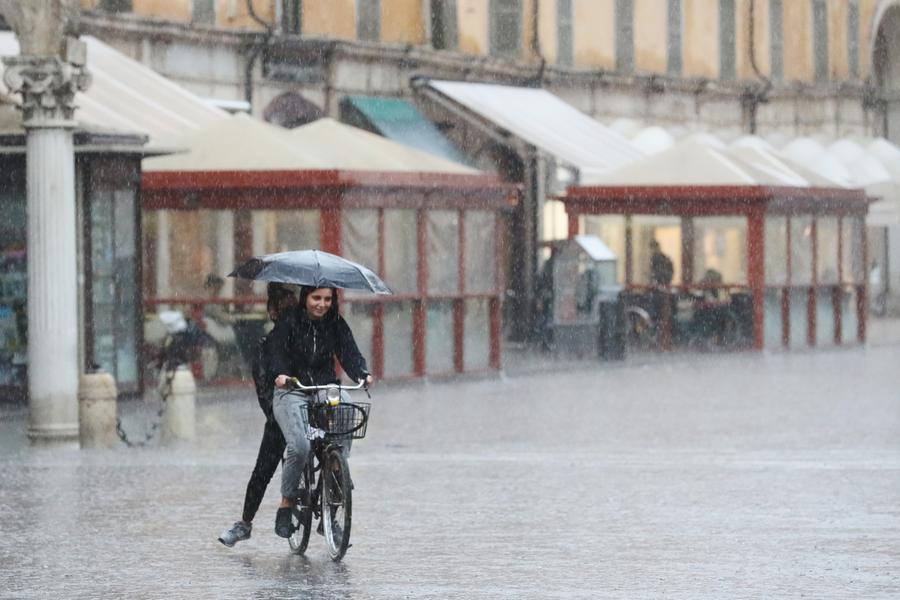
[1,345,899,599]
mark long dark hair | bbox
[298,285,340,320]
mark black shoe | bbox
[316,519,324,536]
[275,507,294,538]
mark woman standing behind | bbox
[218,283,297,547]
[269,286,373,538]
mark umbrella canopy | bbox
[229,250,392,295]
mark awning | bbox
[414,79,643,177]
[0,33,228,149]
[339,95,470,165]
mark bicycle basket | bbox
[308,402,370,439]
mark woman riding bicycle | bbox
[269,285,373,538]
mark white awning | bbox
[0,33,228,148]
[418,79,644,177]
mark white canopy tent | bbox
[0,32,228,149]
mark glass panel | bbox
[383,301,414,377]
[789,288,808,349]
[164,209,229,297]
[763,288,783,349]
[0,159,26,389]
[463,298,490,371]
[384,209,417,295]
[556,0,573,66]
[582,215,626,283]
[341,209,378,299]
[815,287,836,347]
[357,0,381,41]
[841,286,859,344]
[265,209,320,254]
[769,0,783,81]
[631,215,681,285]
[765,215,788,285]
[426,300,454,374]
[464,211,496,294]
[342,301,373,376]
[719,0,736,81]
[615,0,634,72]
[90,184,139,387]
[789,216,813,285]
[842,216,865,284]
[427,210,459,294]
[816,217,839,284]
[667,0,682,74]
[693,216,747,284]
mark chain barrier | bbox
[115,361,177,448]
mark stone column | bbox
[3,53,91,444]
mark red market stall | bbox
[141,116,517,381]
[559,137,870,351]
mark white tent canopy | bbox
[0,32,228,148]
[143,114,481,174]
[420,80,644,177]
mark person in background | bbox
[217,283,298,547]
[649,240,674,287]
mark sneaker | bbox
[275,507,294,538]
[218,521,251,547]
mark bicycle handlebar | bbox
[287,377,367,392]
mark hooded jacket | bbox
[268,304,369,386]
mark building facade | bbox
[70,0,900,329]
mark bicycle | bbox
[282,378,370,562]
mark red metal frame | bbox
[561,184,870,352]
[142,168,518,383]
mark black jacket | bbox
[268,306,369,387]
[251,331,277,420]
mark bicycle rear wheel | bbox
[288,467,312,555]
[321,447,352,561]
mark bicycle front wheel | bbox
[288,467,312,555]
[321,447,352,561]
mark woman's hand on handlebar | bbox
[362,374,374,387]
[275,374,291,389]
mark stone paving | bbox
[1,344,899,599]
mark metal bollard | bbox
[163,366,196,443]
[78,371,119,449]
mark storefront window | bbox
[383,300,414,377]
[464,211,496,294]
[816,216,839,285]
[0,158,26,390]
[89,186,139,388]
[582,215,626,283]
[693,216,747,284]
[631,215,681,285]
[789,216,813,285]
[765,216,788,285]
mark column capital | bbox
[2,55,91,128]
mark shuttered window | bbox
[719,0,736,81]
[557,0,574,66]
[769,0,783,81]
[667,0,683,74]
[812,0,828,82]
[192,0,216,26]
[490,0,523,59]
[615,0,634,73]
[848,0,859,78]
[282,0,302,34]
[357,0,381,41]
[431,0,458,50]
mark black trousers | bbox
[241,419,287,523]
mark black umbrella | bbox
[228,250,392,295]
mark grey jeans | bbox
[273,389,353,499]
